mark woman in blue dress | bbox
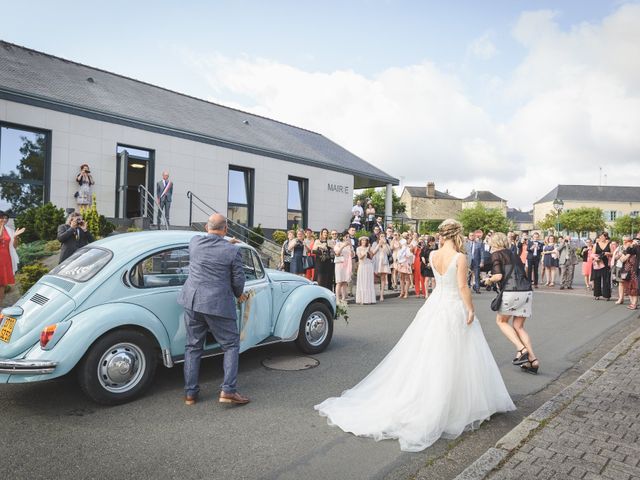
[288,229,309,276]
[542,235,559,286]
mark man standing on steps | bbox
[156,170,173,228]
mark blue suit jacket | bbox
[178,234,245,319]
[469,239,482,267]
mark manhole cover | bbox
[262,355,319,371]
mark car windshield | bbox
[49,247,113,282]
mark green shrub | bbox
[16,240,48,267]
[127,227,142,233]
[99,214,116,237]
[15,263,49,293]
[14,207,38,243]
[248,224,266,248]
[354,229,371,240]
[272,230,287,245]
[418,219,443,235]
[44,240,61,254]
[82,194,115,238]
[15,203,65,242]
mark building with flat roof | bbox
[0,41,397,230]
[534,185,640,227]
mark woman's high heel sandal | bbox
[520,358,539,375]
[512,348,529,365]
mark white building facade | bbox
[0,41,396,232]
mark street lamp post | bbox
[553,198,564,235]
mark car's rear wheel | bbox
[295,302,333,354]
[78,329,157,405]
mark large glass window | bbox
[287,176,308,230]
[227,166,253,227]
[0,123,49,215]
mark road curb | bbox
[453,324,640,480]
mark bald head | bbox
[207,213,227,234]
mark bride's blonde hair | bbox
[438,219,466,253]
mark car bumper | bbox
[0,359,57,375]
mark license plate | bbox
[0,316,16,343]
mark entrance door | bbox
[116,146,153,219]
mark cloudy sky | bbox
[2,0,639,209]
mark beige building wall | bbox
[400,190,462,219]
[534,200,640,227]
[462,200,507,214]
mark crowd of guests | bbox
[278,215,640,312]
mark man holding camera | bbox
[57,212,94,263]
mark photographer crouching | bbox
[57,212,94,263]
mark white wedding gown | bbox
[315,252,516,452]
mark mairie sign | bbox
[328,183,350,194]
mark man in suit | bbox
[527,232,544,288]
[56,212,94,263]
[156,170,173,228]
[469,230,483,293]
[178,213,249,406]
[558,235,578,290]
[465,232,475,286]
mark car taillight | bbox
[40,325,57,348]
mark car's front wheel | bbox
[78,329,157,405]
[295,302,333,354]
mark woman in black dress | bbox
[420,235,437,298]
[313,228,334,290]
[592,232,612,300]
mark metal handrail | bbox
[138,185,169,230]
[186,191,282,264]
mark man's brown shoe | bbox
[219,391,250,405]
[184,394,198,406]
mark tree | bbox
[457,204,512,234]
[613,215,640,236]
[353,187,406,217]
[537,212,560,231]
[559,208,605,234]
[0,134,46,215]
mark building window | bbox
[287,176,308,230]
[0,123,50,215]
[227,166,253,227]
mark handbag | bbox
[490,253,516,312]
[619,270,629,280]
[302,255,315,270]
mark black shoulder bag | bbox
[490,253,515,312]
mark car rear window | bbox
[49,247,113,282]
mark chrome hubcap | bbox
[305,311,328,347]
[97,343,146,393]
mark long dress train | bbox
[315,252,515,452]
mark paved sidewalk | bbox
[457,326,640,480]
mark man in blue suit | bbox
[469,229,483,293]
[178,213,249,405]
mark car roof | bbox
[91,230,252,253]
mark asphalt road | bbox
[2,289,639,480]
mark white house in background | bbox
[0,41,397,232]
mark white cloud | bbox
[468,31,498,60]
[180,3,640,210]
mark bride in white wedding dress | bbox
[315,219,516,452]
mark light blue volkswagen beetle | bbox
[0,231,335,404]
